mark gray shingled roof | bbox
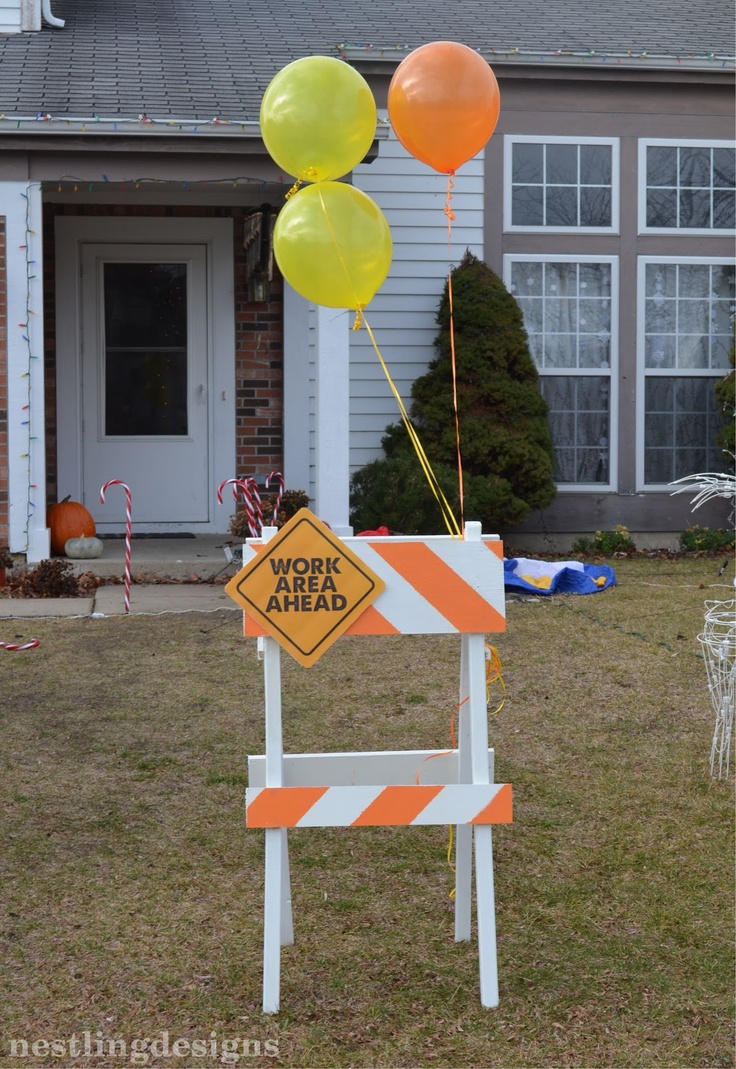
[0,0,733,122]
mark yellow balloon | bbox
[260,56,377,183]
[273,182,392,309]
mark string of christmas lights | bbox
[17,183,41,544]
[0,114,259,131]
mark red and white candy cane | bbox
[216,478,251,507]
[245,478,263,537]
[217,478,256,536]
[1,639,40,651]
[266,471,285,524]
[100,479,132,614]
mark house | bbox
[0,0,733,560]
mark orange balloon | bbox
[388,42,500,174]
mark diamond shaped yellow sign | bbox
[225,509,385,667]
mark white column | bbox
[282,284,311,498]
[3,181,49,560]
[314,305,351,536]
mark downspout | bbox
[41,0,65,27]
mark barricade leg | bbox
[262,637,288,1013]
[466,630,500,1007]
[455,635,473,941]
[263,827,283,1014]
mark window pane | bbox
[579,262,611,297]
[516,297,543,332]
[578,335,611,368]
[546,186,577,226]
[713,190,736,229]
[645,297,676,334]
[510,261,543,296]
[678,264,711,296]
[646,189,677,227]
[545,263,578,295]
[647,145,678,186]
[512,142,543,183]
[679,146,711,187]
[678,297,709,335]
[578,298,610,334]
[677,335,709,369]
[713,148,736,188]
[645,335,676,368]
[646,264,676,297]
[580,144,611,184]
[679,188,711,228]
[580,186,611,227]
[104,263,187,348]
[546,144,577,184]
[512,185,543,225]
[543,334,577,368]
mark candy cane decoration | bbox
[216,478,251,507]
[266,471,285,524]
[100,479,132,614]
[1,639,40,651]
[245,478,263,537]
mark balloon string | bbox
[285,178,303,200]
[445,171,465,534]
[317,185,365,322]
[363,314,461,539]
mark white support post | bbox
[262,635,289,1014]
[313,306,352,536]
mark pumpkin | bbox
[47,496,96,555]
[64,535,104,560]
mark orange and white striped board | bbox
[240,532,506,638]
[245,783,512,828]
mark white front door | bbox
[55,216,236,536]
[80,243,209,527]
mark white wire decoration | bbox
[699,601,736,778]
[671,471,736,777]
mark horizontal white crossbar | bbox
[247,749,494,787]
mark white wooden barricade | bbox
[236,521,509,1013]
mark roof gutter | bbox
[340,45,735,74]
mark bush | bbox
[679,525,735,552]
[571,525,636,555]
[350,251,556,534]
[229,489,310,538]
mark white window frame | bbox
[638,139,736,235]
[636,255,735,491]
[503,253,619,492]
[503,135,619,233]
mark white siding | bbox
[350,121,485,473]
[0,2,22,32]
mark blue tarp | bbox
[504,557,616,595]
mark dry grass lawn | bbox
[0,557,734,1068]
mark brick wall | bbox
[0,218,8,546]
[43,202,284,505]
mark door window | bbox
[103,262,188,437]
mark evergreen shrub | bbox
[350,252,556,534]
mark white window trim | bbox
[503,134,620,234]
[635,254,735,491]
[503,253,619,493]
[638,138,736,236]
